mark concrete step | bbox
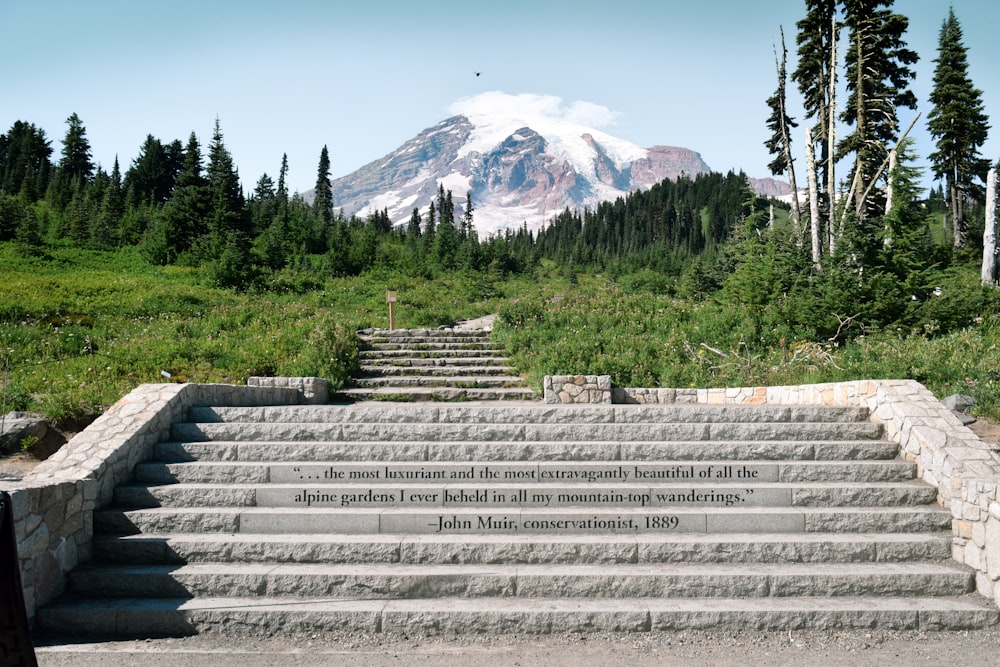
[185,404,872,425]
[114,481,939,510]
[169,420,885,444]
[155,439,902,463]
[94,506,953,536]
[65,561,976,600]
[37,594,1000,637]
[92,532,953,566]
[134,460,918,485]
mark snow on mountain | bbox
[329,92,781,235]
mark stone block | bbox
[986,516,1000,580]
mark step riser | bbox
[116,484,938,510]
[66,567,975,600]
[36,602,1000,637]
[92,536,953,566]
[170,422,884,443]
[187,405,871,424]
[95,508,952,536]
[134,461,917,485]
[155,440,902,463]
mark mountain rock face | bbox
[330,113,783,235]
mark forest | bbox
[1,0,999,424]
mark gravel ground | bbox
[30,627,1000,666]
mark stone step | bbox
[364,341,502,351]
[65,562,976,601]
[114,481,939,510]
[332,387,539,402]
[360,348,508,359]
[185,404,872,425]
[94,506,953,536]
[350,375,529,389]
[361,335,493,345]
[169,421,885,444]
[359,356,512,367]
[91,532,953,566]
[37,594,999,637]
[155,439,902,463]
[359,365,518,377]
[134,460,918,485]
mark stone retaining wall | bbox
[545,375,1000,608]
[4,378,327,623]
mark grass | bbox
[3,244,999,423]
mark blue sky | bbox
[2,0,997,194]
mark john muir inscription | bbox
[261,461,779,535]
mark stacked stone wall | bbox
[4,378,326,623]
[545,376,1000,608]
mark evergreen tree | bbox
[879,137,933,293]
[59,112,94,182]
[314,145,333,225]
[763,27,801,237]
[154,132,210,261]
[205,118,246,258]
[840,0,918,220]
[793,0,840,260]
[92,157,124,248]
[0,121,52,199]
[927,7,991,249]
[124,135,178,207]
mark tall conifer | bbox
[927,7,991,248]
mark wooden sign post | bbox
[386,288,398,330]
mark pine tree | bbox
[123,135,178,207]
[205,118,246,258]
[927,7,991,249]
[59,113,94,182]
[155,132,209,260]
[0,120,52,199]
[764,27,801,238]
[92,157,124,248]
[840,0,918,221]
[793,0,840,260]
[314,145,333,225]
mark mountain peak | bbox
[330,93,757,234]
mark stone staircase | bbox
[37,403,998,637]
[338,327,536,402]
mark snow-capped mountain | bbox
[329,93,787,235]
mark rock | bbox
[0,412,48,455]
[942,394,976,412]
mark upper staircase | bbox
[337,326,536,402]
[36,401,999,637]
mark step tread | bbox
[39,595,998,636]
[74,561,971,576]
